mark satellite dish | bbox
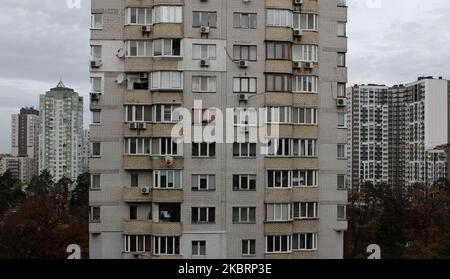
[164,156,174,167]
[116,73,125,85]
[116,48,125,58]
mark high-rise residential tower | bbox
[89,0,348,259]
[38,81,84,182]
[348,77,449,189]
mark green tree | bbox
[0,170,25,217]
[26,170,54,197]
[69,173,89,220]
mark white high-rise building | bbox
[38,80,84,182]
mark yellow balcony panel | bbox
[151,91,183,103]
[153,0,184,5]
[299,31,318,45]
[265,222,293,235]
[152,222,182,235]
[123,155,153,170]
[125,57,153,72]
[265,157,294,169]
[122,220,153,234]
[266,0,292,9]
[302,0,319,12]
[292,251,319,259]
[265,60,293,74]
[124,90,152,104]
[152,58,181,71]
[292,125,318,138]
[151,157,183,169]
[266,27,293,42]
[293,94,318,107]
[152,255,184,259]
[153,23,183,38]
[293,219,319,232]
[265,253,292,259]
[123,187,153,203]
[292,66,319,76]
[125,0,153,7]
[272,125,293,138]
[122,252,153,259]
[123,123,176,137]
[265,188,293,203]
[292,187,319,201]
[124,25,153,40]
[266,93,293,106]
[152,189,183,203]
[292,157,318,169]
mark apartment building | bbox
[348,77,449,188]
[38,81,84,182]
[89,0,348,259]
[0,156,35,184]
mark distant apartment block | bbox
[38,81,84,182]
[82,129,91,173]
[0,156,35,184]
[89,0,348,259]
[348,77,449,188]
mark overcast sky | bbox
[0,0,449,153]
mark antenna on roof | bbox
[56,76,66,88]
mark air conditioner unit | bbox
[293,0,304,5]
[303,62,314,69]
[200,59,210,67]
[336,97,347,107]
[293,61,301,69]
[90,59,103,68]
[137,122,147,130]
[141,186,150,195]
[200,26,210,34]
[129,122,138,130]
[239,94,249,102]
[239,60,248,68]
[90,93,101,101]
[141,25,152,33]
[293,29,303,37]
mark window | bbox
[337,205,347,220]
[234,108,258,127]
[266,235,291,253]
[131,174,139,187]
[266,9,293,27]
[126,41,148,57]
[337,83,346,97]
[292,170,318,187]
[337,113,346,128]
[242,240,256,256]
[153,236,180,255]
[292,233,317,251]
[92,142,101,157]
[192,207,215,224]
[233,175,256,191]
[192,241,206,256]
[294,13,318,31]
[89,206,101,222]
[91,174,100,190]
[126,7,152,25]
[233,45,257,61]
[293,202,318,219]
[266,203,292,222]
[92,110,101,124]
[337,52,346,67]
[193,44,216,60]
[293,45,318,62]
[337,144,346,159]
[267,170,290,188]
[234,13,257,28]
[129,206,137,220]
[127,73,149,90]
[154,170,182,189]
[124,138,150,155]
[153,6,183,24]
[124,235,151,253]
[151,71,183,90]
[192,175,216,191]
[192,108,216,125]
[266,107,291,124]
[233,142,257,158]
[266,74,291,92]
[192,11,217,27]
[152,137,179,156]
[154,104,181,123]
[91,45,102,60]
[337,21,347,36]
[266,42,291,60]
[192,76,217,93]
[125,105,151,122]
[91,14,103,29]
[91,77,103,93]
[153,39,181,57]
[232,207,256,223]
[267,139,316,157]
[292,76,318,93]
[337,175,346,190]
[292,107,318,125]
[192,142,216,157]
[233,77,257,93]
